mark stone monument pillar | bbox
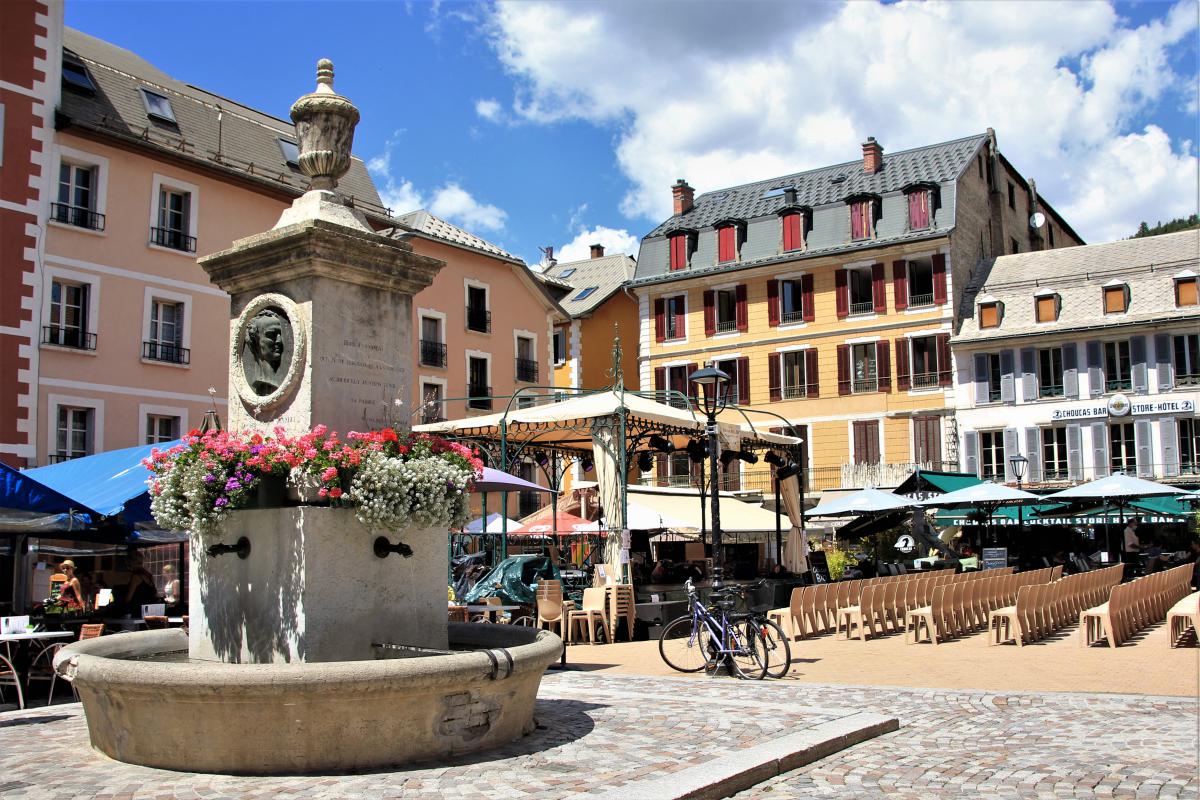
[192,61,448,664]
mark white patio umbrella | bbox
[463,513,524,534]
[1041,472,1189,555]
[916,482,1041,509]
[804,487,918,518]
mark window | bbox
[717,225,737,262]
[557,268,576,279]
[1038,347,1064,397]
[781,351,807,399]
[1010,238,1020,255]
[715,288,737,333]
[714,358,742,405]
[913,417,941,465]
[669,233,689,271]
[664,364,691,409]
[664,295,686,341]
[145,299,188,364]
[979,431,1005,480]
[852,420,880,465]
[62,58,96,93]
[1103,284,1128,314]
[420,383,445,424]
[419,316,446,367]
[517,461,542,517]
[849,200,872,240]
[848,267,873,316]
[516,335,537,383]
[1035,293,1059,323]
[907,259,934,308]
[1104,340,1131,392]
[466,285,490,332]
[1042,427,1069,480]
[56,406,92,462]
[54,163,103,230]
[140,87,177,123]
[781,211,804,251]
[145,414,180,445]
[1007,182,1016,210]
[1175,277,1199,307]
[45,280,93,350]
[1180,418,1200,475]
[779,279,804,324]
[1109,422,1136,474]
[573,287,598,301]
[467,356,490,410]
[552,329,566,365]
[851,343,877,394]
[907,189,932,230]
[977,155,983,178]
[1174,334,1200,386]
[278,139,300,167]
[983,353,1002,402]
[153,187,195,252]
[909,336,939,389]
[979,301,1002,329]
[1048,226,1056,247]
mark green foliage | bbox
[1131,215,1199,239]
[824,547,855,581]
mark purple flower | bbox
[203,474,216,483]
[225,478,242,491]
[214,497,229,508]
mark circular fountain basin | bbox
[54,622,562,774]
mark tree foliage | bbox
[1131,215,1199,238]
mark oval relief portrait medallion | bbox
[231,293,306,415]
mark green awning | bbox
[937,497,1193,527]
[894,470,983,497]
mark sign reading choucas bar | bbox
[1049,393,1195,421]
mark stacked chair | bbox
[1167,591,1200,647]
[987,564,1123,646]
[1079,563,1192,648]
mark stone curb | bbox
[589,710,899,800]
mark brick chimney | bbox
[589,243,605,259]
[672,178,694,215]
[862,136,883,174]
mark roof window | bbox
[558,268,576,279]
[278,139,300,167]
[62,57,95,93]
[979,301,1003,329]
[1102,282,1129,315]
[139,88,177,123]
[574,287,598,301]
[761,186,793,199]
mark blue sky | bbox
[67,1,1198,267]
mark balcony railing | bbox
[849,300,874,316]
[51,202,105,231]
[780,309,805,324]
[1042,468,1071,482]
[911,372,940,389]
[1106,377,1132,392]
[150,226,196,253]
[715,319,737,334]
[466,306,491,333]
[467,386,492,410]
[988,388,1002,403]
[780,385,807,400]
[852,377,878,393]
[908,292,935,308]
[515,357,539,383]
[143,341,190,365]
[419,339,447,367]
[421,410,446,425]
[1177,372,1200,387]
[1040,383,1064,398]
[42,325,96,350]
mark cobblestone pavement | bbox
[1,672,1196,799]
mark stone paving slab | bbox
[0,672,891,800]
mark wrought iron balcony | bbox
[715,319,737,334]
[465,306,491,333]
[42,325,96,350]
[467,386,492,410]
[150,226,196,253]
[1039,383,1064,398]
[1106,377,1132,392]
[780,385,808,400]
[419,339,447,367]
[780,309,805,324]
[515,357,538,383]
[51,202,105,231]
[852,377,878,393]
[908,292,935,308]
[849,301,874,316]
[911,372,940,389]
[143,341,190,365]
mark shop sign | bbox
[894,534,916,554]
[1050,396,1194,421]
[982,547,1008,570]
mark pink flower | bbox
[321,466,338,482]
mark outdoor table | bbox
[1,630,75,705]
[103,617,184,631]
[462,604,521,622]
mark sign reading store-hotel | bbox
[1050,393,1195,422]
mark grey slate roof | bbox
[59,28,385,217]
[955,229,1200,343]
[540,254,637,318]
[390,210,521,263]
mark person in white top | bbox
[1122,517,1142,573]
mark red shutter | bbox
[896,338,911,391]
[735,284,747,332]
[675,299,686,339]
[872,263,886,314]
[654,367,666,396]
[805,349,819,398]
[737,357,750,405]
[703,290,715,337]
[718,226,736,262]
[782,212,802,251]
[909,191,930,229]
[654,298,665,342]
[837,344,850,396]
[877,340,891,392]
[686,363,699,404]
[932,253,947,305]
[835,269,849,319]
[936,333,952,387]
[850,201,865,239]
[767,279,780,327]
[768,353,781,402]
[656,453,668,484]
[670,234,686,271]
[892,260,908,311]
[801,274,815,322]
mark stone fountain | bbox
[53,60,561,775]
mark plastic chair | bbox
[567,588,608,645]
[1168,592,1199,647]
[26,641,71,705]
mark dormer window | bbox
[1103,283,1129,315]
[1175,274,1198,307]
[904,183,938,230]
[847,195,880,241]
[1034,291,1060,323]
[62,56,95,94]
[715,220,745,263]
[979,301,1003,329]
[668,231,695,271]
[778,206,810,252]
[278,139,300,167]
[139,88,177,123]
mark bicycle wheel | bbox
[728,620,769,680]
[757,618,792,679]
[658,615,715,673]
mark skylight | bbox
[62,59,95,93]
[558,268,576,278]
[278,138,300,167]
[761,186,793,199]
[139,87,177,123]
[574,287,598,301]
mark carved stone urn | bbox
[290,58,360,192]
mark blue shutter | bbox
[962,430,979,477]
[1091,421,1109,478]
[1020,348,1037,402]
[1086,341,1103,398]
[1002,428,1020,481]
[1155,334,1174,390]
[1160,417,1179,477]
[999,350,1016,404]
[1066,424,1083,481]
[1024,427,1041,483]
[1062,343,1079,399]
[973,354,989,405]
[1135,420,1153,478]
[1130,336,1147,394]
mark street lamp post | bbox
[689,362,731,591]
[1009,454,1029,548]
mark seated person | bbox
[123,552,160,613]
[650,559,674,583]
[57,560,84,611]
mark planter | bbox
[287,468,328,505]
[247,474,287,509]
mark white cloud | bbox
[555,225,640,263]
[475,98,502,121]
[368,142,508,232]
[489,0,1199,242]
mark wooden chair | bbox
[567,588,608,645]
[1167,592,1200,647]
[143,615,169,630]
[447,605,469,623]
[80,623,105,640]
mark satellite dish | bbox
[1029,212,1046,230]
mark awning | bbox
[625,485,781,535]
[935,498,1192,526]
[893,470,983,497]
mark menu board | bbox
[982,547,1008,570]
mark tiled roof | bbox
[390,210,521,262]
[59,28,386,217]
[541,254,637,317]
[956,230,1200,342]
[645,133,986,238]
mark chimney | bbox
[589,243,605,259]
[862,136,883,174]
[671,178,694,216]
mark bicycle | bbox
[658,578,770,679]
[731,580,792,680]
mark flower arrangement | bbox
[143,426,482,535]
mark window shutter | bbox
[895,339,910,391]
[1160,417,1179,477]
[805,349,819,398]
[1130,335,1147,393]
[174,303,185,347]
[782,212,802,251]
[654,299,665,343]
[737,357,750,405]
[675,301,686,340]
[999,349,1016,404]
[1154,333,1174,390]
[973,354,989,405]
[735,284,748,332]
[963,430,979,477]
[654,367,666,397]
[656,454,669,483]
[836,345,850,396]
[718,226,736,262]
[1062,343,1079,398]
[835,269,848,319]
[1002,428,1020,482]
[801,274,815,322]
[1091,422,1109,478]
[1066,424,1083,481]
[871,263,886,314]
[936,334,952,387]
[892,260,908,311]
[768,353,781,402]
[876,340,891,392]
[766,280,780,327]
[1086,341,1103,398]
[687,363,699,404]
[932,253,947,305]
[1024,427,1042,483]
[1135,420,1153,478]
[669,234,687,271]
[703,290,715,337]
[1020,348,1037,402]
